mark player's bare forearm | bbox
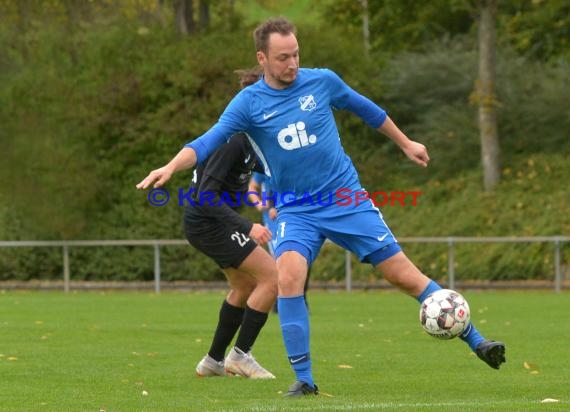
[249,223,272,245]
[376,116,430,168]
[247,180,268,212]
[136,147,197,189]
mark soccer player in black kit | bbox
[187,68,277,379]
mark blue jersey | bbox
[187,68,387,211]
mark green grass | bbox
[1,290,568,411]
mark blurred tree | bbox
[499,0,570,61]
[474,0,500,191]
[199,0,210,31]
[319,0,569,64]
[360,0,370,58]
[319,0,473,54]
[174,0,195,34]
[321,0,503,191]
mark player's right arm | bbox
[140,124,231,189]
[136,147,197,189]
[137,91,250,190]
[137,125,231,190]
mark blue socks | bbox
[417,280,485,351]
[277,281,486,390]
[417,279,442,304]
[278,295,314,388]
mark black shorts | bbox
[183,216,256,269]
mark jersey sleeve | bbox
[185,127,227,164]
[192,138,253,235]
[184,91,251,164]
[324,69,387,129]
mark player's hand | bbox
[402,141,430,167]
[268,207,277,220]
[249,223,272,245]
[136,166,173,189]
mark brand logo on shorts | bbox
[277,121,317,150]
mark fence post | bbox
[345,250,352,292]
[448,238,455,290]
[154,243,161,294]
[554,238,561,293]
[63,244,70,293]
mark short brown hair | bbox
[253,17,296,55]
[234,66,263,89]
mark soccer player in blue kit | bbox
[137,17,506,397]
[248,171,311,313]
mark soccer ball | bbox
[419,289,470,340]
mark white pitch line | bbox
[220,398,564,412]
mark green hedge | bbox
[0,19,568,282]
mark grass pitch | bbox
[0,290,568,411]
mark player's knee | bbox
[278,270,295,286]
[278,276,305,296]
[227,288,251,305]
[257,277,278,297]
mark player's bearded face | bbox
[260,33,299,88]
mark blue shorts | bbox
[273,200,401,266]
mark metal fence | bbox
[0,236,568,293]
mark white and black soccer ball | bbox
[419,289,470,340]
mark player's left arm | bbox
[326,69,429,168]
[377,117,430,168]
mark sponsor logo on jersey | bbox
[277,121,317,150]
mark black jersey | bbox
[184,133,257,234]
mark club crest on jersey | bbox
[298,95,317,111]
